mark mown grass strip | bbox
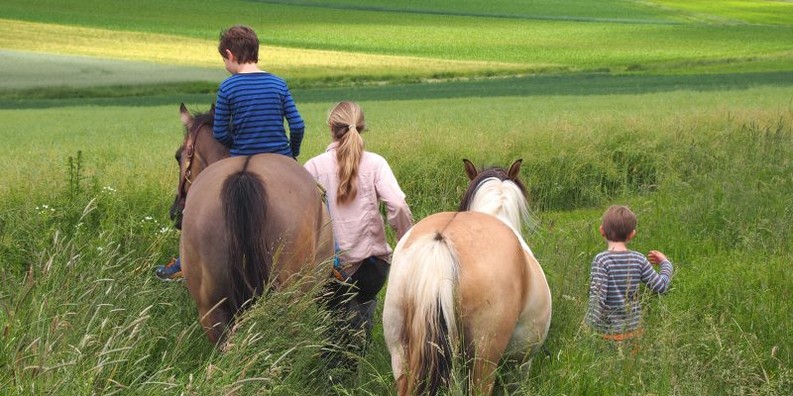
[250,0,683,24]
[3,2,791,70]
[3,71,792,110]
[653,0,793,25]
[0,18,537,84]
[0,50,225,90]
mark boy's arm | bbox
[585,257,609,328]
[282,89,304,158]
[213,91,233,146]
[289,127,304,159]
[640,254,673,293]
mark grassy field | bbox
[2,0,792,92]
[1,1,792,395]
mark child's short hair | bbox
[601,205,637,242]
[218,25,259,64]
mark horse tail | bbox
[398,231,460,395]
[222,156,271,314]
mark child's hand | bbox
[647,250,667,265]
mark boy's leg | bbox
[600,328,643,356]
[154,257,183,281]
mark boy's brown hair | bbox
[218,25,259,64]
[601,205,637,242]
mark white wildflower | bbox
[36,204,55,214]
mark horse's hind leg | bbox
[469,354,501,396]
[467,317,514,395]
[382,290,408,395]
[184,258,232,346]
[197,300,232,347]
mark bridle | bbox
[175,120,208,210]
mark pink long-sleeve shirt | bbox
[304,142,413,268]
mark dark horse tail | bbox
[222,156,271,314]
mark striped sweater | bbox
[585,250,673,334]
[213,72,305,157]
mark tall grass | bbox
[521,121,793,394]
[1,89,791,394]
[1,1,791,393]
[0,161,203,394]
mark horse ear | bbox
[507,159,523,180]
[463,159,478,180]
[179,103,193,127]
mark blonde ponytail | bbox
[327,102,366,204]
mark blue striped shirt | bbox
[585,250,673,334]
[213,72,305,157]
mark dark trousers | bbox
[322,256,390,374]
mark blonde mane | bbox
[468,177,534,255]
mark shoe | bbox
[154,258,183,282]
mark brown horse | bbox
[382,159,551,395]
[171,103,335,345]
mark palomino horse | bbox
[170,103,334,344]
[382,159,551,395]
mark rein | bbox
[316,183,346,281]
[176,120,207,207]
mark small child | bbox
[585,205,674,340]
[213,24,305,158]
[154,25,305,281]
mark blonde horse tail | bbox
[222,156,271,314]
[401,231,460,395]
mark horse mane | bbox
[185,110,214,137]
[459,165,531,233]
[459,166,527,211]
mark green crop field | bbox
[1,1,791,395]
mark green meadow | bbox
[1,1,792,394]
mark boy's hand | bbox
[647,250,667,265]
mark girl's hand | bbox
[647,250,667,265]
